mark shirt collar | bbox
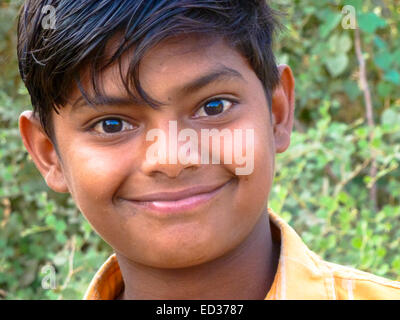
[84,208,330,300]
[266,208,330,299]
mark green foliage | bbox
[1,0,399,299]
[0,1,112,300]
[269,0,400,280]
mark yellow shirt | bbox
[83,208,400,300]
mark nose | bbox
[140,120,201,178]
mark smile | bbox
[124,179,234,216]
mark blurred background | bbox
[0,0,399,299]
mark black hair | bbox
[17,0,281,140]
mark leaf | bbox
[325,54,349,77]
[358,13,387,34]
[339,34,352,53]
[345,0,363,12]
[344,80,360,101]
[55,220,67,233]
[374,36,388,50]
[392,257,400,274]
[393,50,400,66]
[352,237,363,249]
[318,10,342,38]
[328,34,351,53]
[381,109,400,126]
[377,82,393,97]
[375,52,393,71]
[384,70,400,85]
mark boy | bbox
[17,0,400,299]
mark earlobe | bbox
[271,64,295,154]
[19,111,69,193]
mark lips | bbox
[123,179,234,215]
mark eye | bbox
[92,118,135,134]
[194,98,235,118]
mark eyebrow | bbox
[179,65,246,95]
[71,65,246,110]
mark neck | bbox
[115,212,280,300]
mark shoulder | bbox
[315,254,400,300]
[267,208,400,300]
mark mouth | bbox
[123,179,235,216]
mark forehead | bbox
[140,36,251,94]
[69,34,255,107]
[140,35,246,73]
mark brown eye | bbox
[93,118,134,134]
[194,99,234,118]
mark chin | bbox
[140,239,223,269]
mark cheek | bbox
[227,113,274,214]
[62,143,134,213]
[219,112,274,185]
[236,135,273,207]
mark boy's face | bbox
[20,36,294,268]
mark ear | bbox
[19,111,69,193]
[270,64,295,153]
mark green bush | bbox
[0,0,112,300]
[1,0,399,299]
[269,0,400,279]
